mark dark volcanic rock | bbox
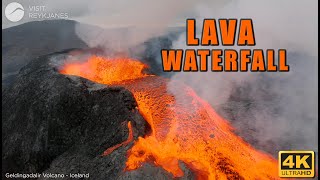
[2,50,195,180]
[2,20,88,86]
[2,20,183,87]
[2,50,148,179]
[2,20,193,179]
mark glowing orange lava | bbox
[60,56,150,84]
[60,55,280,179]
[102,121,133,156]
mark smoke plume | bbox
[168,0,318,156]
[5,0,316,156]
[45,0,317,156]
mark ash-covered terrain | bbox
[2,50,195,179]
[2,20,192,179]
[2,20,88,87]
[2,20,318,179]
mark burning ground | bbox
[59,55,280,179]
[2,49,170,179]
[3,49,279,179]
[2,20,317,179]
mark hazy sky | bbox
[2,0,197,29]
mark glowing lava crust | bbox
[60,55,280,180]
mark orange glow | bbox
[60,56,150,84]
[60,56,280,179]
[102,121,133,156]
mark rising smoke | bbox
[46,0,317,156]
[70,0,199,52]
[167,0,318,156]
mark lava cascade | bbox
[60,55,280,179]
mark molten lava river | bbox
[60,56,280,179]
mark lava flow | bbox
[60,55,280,179]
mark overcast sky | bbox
[2,0,199,29]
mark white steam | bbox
[168,0,318,155]
[70,0,199,52]
[24,0,317,155]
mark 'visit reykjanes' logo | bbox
[5,2,25,22]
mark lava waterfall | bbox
[60,55,279,179]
